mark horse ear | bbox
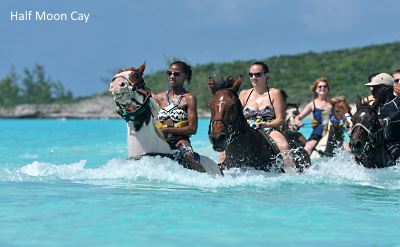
[138,61,146,74]
[231,75,242,93]
[208,76,217,94]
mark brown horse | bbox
[109,63,222,175]
[208,76,311,172]
[321,97,353,156]
[349,96,395,168]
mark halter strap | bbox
[166,88,185,106]
[244,88,254,107]
[244,87,275,114]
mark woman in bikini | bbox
[238,61,295,170]
[153,61,205,172]
[294,77,332,155]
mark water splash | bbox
[1,153,399,190]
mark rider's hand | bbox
[295,119,303,127]
[378,117,390,127]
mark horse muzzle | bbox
[109,82,134,105]
[349,139,363,153]
[209,132,228,152]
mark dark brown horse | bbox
[208,76,311,172]
[349,96,395,168]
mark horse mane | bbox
[213,76,236,92]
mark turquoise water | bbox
[1,119,399,246]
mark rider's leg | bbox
[304,140,318,155]
[218,151,226,163]
[342,141,351,152]
[269,130,296,171]
[304,134,321,155]
[175,140,206,173]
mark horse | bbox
[318,96,353,157]
[208,76,311,172]
[283,103,307,146]
[109,62,222,176]
[349,96,395,168]
[306,96,352,158]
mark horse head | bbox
[109,62,157,131]
[349,96,381,157]
[109,62,147,106]
[285,103,300,132]
[330,96,352,129]
[208,75,244,151]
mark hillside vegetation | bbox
[1,42,400,110]
[144,41,400,109]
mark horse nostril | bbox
[216,133,226,143]
[353,140,362,149]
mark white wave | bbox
[1,152,399,190]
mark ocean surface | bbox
[1,119,399,246]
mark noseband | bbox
[113,74,152,122]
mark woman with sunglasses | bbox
[238,61,295,170]
[294,77,332,155]
[153,61,205,172]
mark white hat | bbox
[365,73,394,86]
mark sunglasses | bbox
[317,85,328,89]
[394,79,400,84]
[248,72,264,78]
[166,71,181,77]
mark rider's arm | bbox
[295,102,313,126]
[161,93,198,136]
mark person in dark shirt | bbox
[373,73,400,160]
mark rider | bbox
[365,72,394,110]
[362,72,379,105]
[295,77,332,155]
[238,61,295,170]
[153,61,206,172]
[374,72,400,160]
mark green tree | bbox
[0,68,19,106]
[52,80,73,102]
[21,64,55,103]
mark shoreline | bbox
[0,95,213,119]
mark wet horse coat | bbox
[349,96,395,168]
[208,76,310,172]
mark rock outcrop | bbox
[0,95,119,118]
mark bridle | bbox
[112,73,152,122]
[349,106,381,158]
[208,90,245,146]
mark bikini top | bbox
[242,88,276,121]
[157,90,188,122]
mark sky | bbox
[1,0,400,97]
